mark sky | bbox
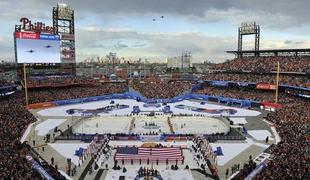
[0,0,310,63]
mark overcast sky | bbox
[0,0,310,63]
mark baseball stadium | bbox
[0,1,309,180]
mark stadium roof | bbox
[227,48,310,57]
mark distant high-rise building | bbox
[106,52,120,64]
[167,51,191,69]
[181,51,191,69]
[167,57,181,68]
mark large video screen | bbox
[15,32,61,63]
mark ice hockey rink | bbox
[36,98,261,117]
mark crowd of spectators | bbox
[196,85,309,179]
[0,141,41,179]
[213,56,310,73]
[255,98,309,179]
[202,73,310,88]
[27,76,98,88]
[0,73,309,179]
[195,86,280,102]
[130,81,191,99]
[232,157,256,179]
[0,79,14,87]
[0,93,42,179]
[28,82,128,104]
[0,81,128,178]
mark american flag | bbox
[115,147,184,162]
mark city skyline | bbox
[0,0,310,63]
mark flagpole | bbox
[275,60,280,103]
[23,63,29,106]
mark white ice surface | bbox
[172,116,229,134]
[105,169,136,180]
[248,130,272,141]
[229,117,247,124]
[104,169,194,180]
[20,122,34,143]
[73,116,231,135]
[48,138,269,172]
[35,119,67,136]
[37,99,261,117]
[48,143,89,166]
[270,126,281,144]
[131,117,170,134]
[210,138,270,166]
[211,139,253,166]
[160,170,194,180]
[73,116,131,134]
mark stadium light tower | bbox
[53,3,76,75]
[238,21,260,57]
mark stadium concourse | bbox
[0,56,309,180]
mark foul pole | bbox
[23,63,29,106]
[275,61,280,103]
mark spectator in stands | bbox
[201,73,310,88]
[130,80,191,99]
[0,93,65,179]
[0,72,309,179]
[212,56,310,73]
[28,82,128,104]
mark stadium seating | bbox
[28,82,128,104]
[212,56,310,73]
[130,80,191,99]
[202,73,310,88]
[27,75,98,88]
[0,71,309,179]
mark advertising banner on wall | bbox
[256,83,276,90]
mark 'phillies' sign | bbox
[17,17,55,34]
